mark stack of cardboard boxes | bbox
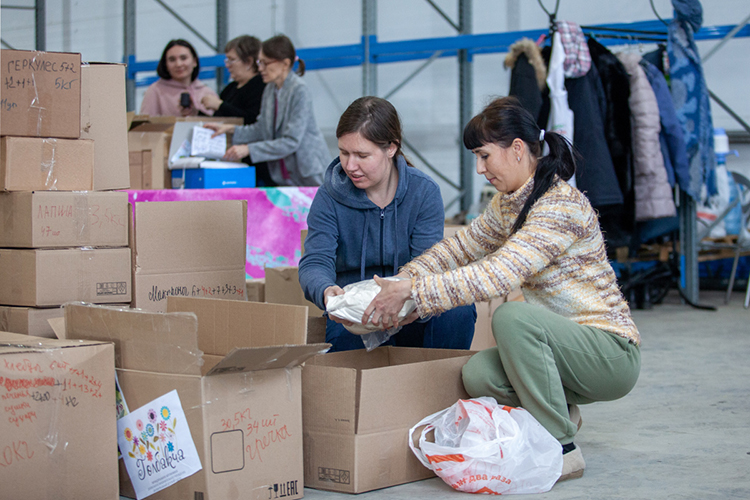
[0,50,132,336]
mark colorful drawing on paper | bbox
[117,390,202,500]
[126,187,317,278]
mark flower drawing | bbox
[167,442,174,452]
[147,451,153,462]
[159,421,167,432]
[133,437,139,446]
[139,445,145,455]
[159,433,166,442]
[161,406,171,420]
[124,428,133,441]
[147,409,157,423]
[141,432,148,443]
[136,419,144,432]
[146,424,155,436]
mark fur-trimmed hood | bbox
[504,38,546,90]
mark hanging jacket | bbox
[298,155,445,311]
[618,52,676,221]
[641,60,693,199]
[587,37,634,208]
[505,38,546,121]
[668,0,715,196]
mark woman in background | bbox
[140,39,218,117]
[298,96,476,352]
[205,35,328,186]
[202,35,266,125]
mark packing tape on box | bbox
[0,308,9,331]
[73,191,91,243]
[29,55,47,137]
[79,247,95,300]
[41,138,58,190]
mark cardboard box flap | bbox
[205,343,329,376]
[301,363,358,434]
[0,330,108,353]
[166,297,308,356]
[356,351,472,434]
[64,302,203,375]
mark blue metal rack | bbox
[127,19,750,86]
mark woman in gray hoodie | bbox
[298,96,476,351]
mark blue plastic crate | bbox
[171,167,256,189]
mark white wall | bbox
[2,0,749,213]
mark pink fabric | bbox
[139,78,218,117]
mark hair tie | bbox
[539,129,545,142]
[295,55,299,62]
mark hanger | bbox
[537,0,561,39]
[650,0,669,27]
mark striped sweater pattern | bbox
[402,175,640,345]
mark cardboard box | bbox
[80,63,130,190]
[0,136,95,191]
[307,316,327,345]
[0,247,131,306]
[245,278,265,302]
[128,122,173,189]
[0,305,64,338]
[132,200,248,312]
[302,347,473,493]
[0,331,117,500]
[0,191,128,247]
[171,166,256,189]
[0,50,81,138]
[64,299,328,500]
[128,150,152,189]
[470,290,525,351]
[265,266,324,317]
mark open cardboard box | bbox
[302,347,473,493]
[0,331,118,500]
[64,298,329,500]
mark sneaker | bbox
[568,404,582,431]
[558,445,585,482]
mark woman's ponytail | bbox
[463,97,577,236]
[510,130,576,235]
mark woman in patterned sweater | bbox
[364,97,641,482]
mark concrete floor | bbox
[303,290,750,500]
[119,290,750,500]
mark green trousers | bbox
[462,301,640,445]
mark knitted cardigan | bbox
[402,175,640,345]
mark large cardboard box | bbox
[265,266,324,317]
[0,136,95,191]
[0,191,128,247]
[80,62,130,190]
[0,50,81,138]
[64,299,328,500]
[0,247,131,306]
[302,347,473,493]
[128,122,173,189]
[131,200,248,312]
[245,278,265,302]
[0,331,117,500]
[128,150,153,189]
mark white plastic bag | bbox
[409,397,562,495]
[326,277,417,351]
[326,278,416,335]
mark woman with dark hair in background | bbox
[298,96,476,352]
[363,97,641,482]
[140,39,218,117]
[205,34,328,187]
[202,35,266,125]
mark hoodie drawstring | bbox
[360,212,368,282]
[392,202,399,276]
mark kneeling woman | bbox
[298,96,476,352]
[364,97,640,481]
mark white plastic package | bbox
[409,397,562,495]
[326,278,416,350]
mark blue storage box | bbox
[171,167,256,189]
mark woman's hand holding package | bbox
[324,285,353,326]
[363,274,415,329]
[201,94,223,111]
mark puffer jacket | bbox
[617,52,676,221]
